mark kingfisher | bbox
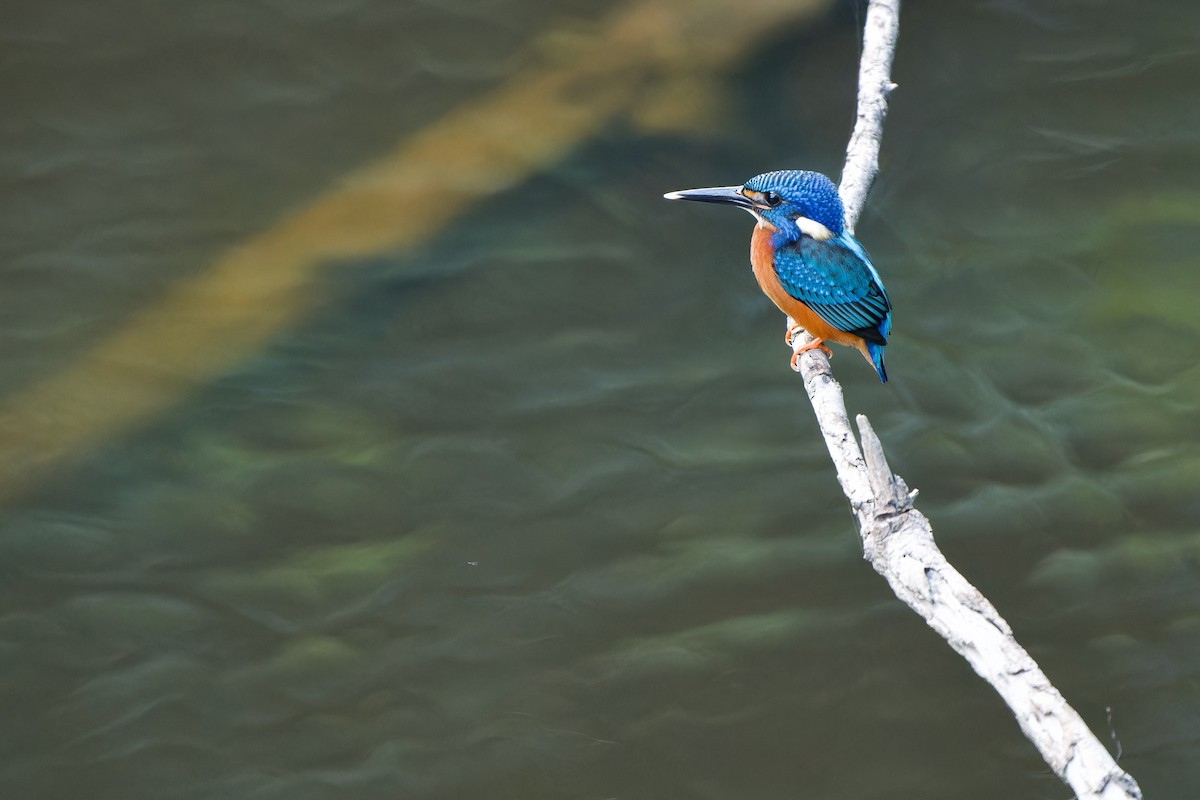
[664,170,891,383]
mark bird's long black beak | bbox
[662,185,754,209]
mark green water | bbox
[4,1,1200,798]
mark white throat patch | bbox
[795,216,834,241]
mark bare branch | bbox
[790,2,1143,797]
[839,0,900,234]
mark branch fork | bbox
[793,2,1143,797]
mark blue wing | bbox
[773,234,891,345]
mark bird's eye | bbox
[764,191,783,207]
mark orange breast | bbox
[749,223,869,357]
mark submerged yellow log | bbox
[0,0,830,499]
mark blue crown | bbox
[743,170,844,234]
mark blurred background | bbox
[3,0,1200,797]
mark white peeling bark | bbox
[790,2,1143,798]
[837,0,900,235]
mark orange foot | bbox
[790,337,833,370]
[784,323,805,346]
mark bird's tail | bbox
[865,342,888,383]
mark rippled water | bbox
[4,0,1200,798]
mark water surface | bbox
[3,1,1200,798]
